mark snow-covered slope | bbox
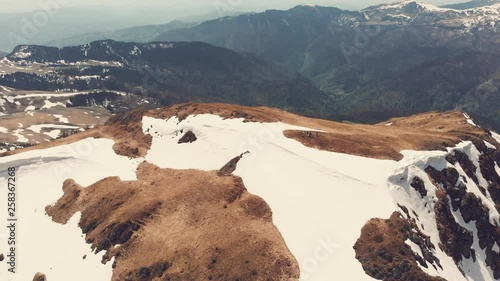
[142,114,400,280]
[363,0,500,31]
[387,142,499,280]
[0,105,499,280]
[0,138,140,280]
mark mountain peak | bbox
[364,0,449,13]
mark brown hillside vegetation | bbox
[46,162,299,281]
[2,103,497,160]
[354,212,447,281]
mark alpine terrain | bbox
[0,0,499,281]
[0,103,499,281]
[157,0,500,130]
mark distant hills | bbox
[45,21,195,48]
[155,1,500,130]
[2,40,330,117]
[441,0,499,9]
[2,1,500,130]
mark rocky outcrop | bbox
[425,146,500,279]
[354,212,445,281]
[446,150,479,185]
[217,152,249,176]
[178,130,197,144]
[434,191,475,263]
[33,273,47,281]
[410,177,427,198]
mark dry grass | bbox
[0,107,110,144]
[46,162,299,281]
[146,104,498,160]
[3,103,497,160]
[354,212,446,281]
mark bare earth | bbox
[0,107,109,144]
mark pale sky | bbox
[0,0,469,14]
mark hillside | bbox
[0,103,499,281]
[0,40,330,118]
[155,2,500,130]
[442,0,499,10]
[45,21,196,48]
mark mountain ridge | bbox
[153,1,500,131]
[1,40,331,120]
[1,102,499,280]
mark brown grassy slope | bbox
[3,103,497,160]
[46,162,299,281]
[0,108,151,158]
[118,104,500,160]
[354,212,446,281]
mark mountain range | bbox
[3,1,500,131]
[442,0,499,9]
[1,1,500,281]
[155,1,500,130]
[0,40,329,118]
[44,21,196,48]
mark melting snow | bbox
[142,114,399,281]
[12,129,28,142]
[25,105,36,111]
[54,114,69,123]
[1,113,499,281]
[44,129,61,139]
[463,112,478,126]
[27,124,80,134]
[41,100,65,109]
[492,131,500,144]
[0,138,140,281]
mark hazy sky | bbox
[1,0,469,14]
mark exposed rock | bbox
[217,151,249,176]
[479,148,500,207]
[6,104,494,162]
[426,161,500,278]
[178,130,197,144]
[425,166,465,211]
[434,192,474,263]
[447,150,479,184]
[33,273,47,281]
[354,212,445,281]
[425,167,459,192]
[410,176,427,198]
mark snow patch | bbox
[0,138,140,280]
